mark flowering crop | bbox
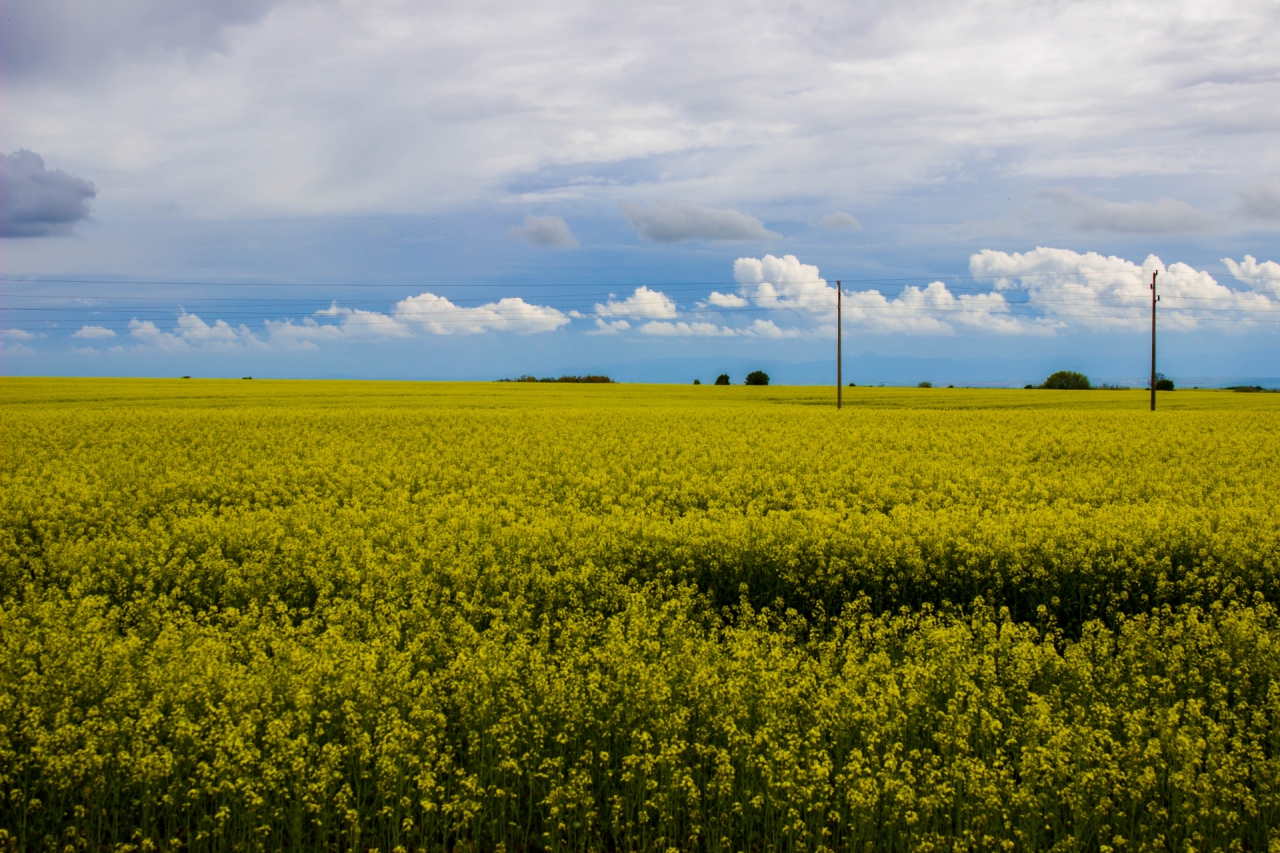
[1,378,1278,852]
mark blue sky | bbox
[3,0,1279,385]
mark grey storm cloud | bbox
[0,150,97,237]
[1236,177,1280,221]
[621,202,779,243]
[509,215,579,248]
[1035,188,1217,234]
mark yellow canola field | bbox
[1,378,1279,852]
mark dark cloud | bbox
[1035,188,1217,234]
[509,215,578,248]
[820,212,862,231]
[621,201,779,243]
[1,0,296,80]
[1,150,98,237]
[1236,177,1280,221]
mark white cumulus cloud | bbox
[129,313,265,351]
[73,325,115,338]
[743,319,804,338]
[844,282,1050,335]
[116,291,570,353]
[586,318,630,335]
[639,320,736,337]
[594,286,677,319]
[727,253,1062,335]
[1223,255,1280,298]
[971,247,1276,331]
[733,254,835,311]
[704,291,748,308]
[288,293,571,339]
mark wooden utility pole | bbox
[837,281,842,409]
[1150,270,1159,412]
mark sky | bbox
[2,0,1279,385]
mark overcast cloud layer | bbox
[5,0,1279,221]
[2,0,1279,379]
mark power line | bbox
[8,303,1280,334]
[2,285,1274,310]
[6,299,1280,319]
[3,269,1278,290]
[4,292,1279,322]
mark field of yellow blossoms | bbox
[2,377,1279,852]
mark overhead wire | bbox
[3,267,1278,287]
[7,304,1280,334]
[4,270,1280,334]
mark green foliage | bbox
[744,370,769,386]
[714,373,730,385]
[1041,370,1091,390]
[501,374,615,383]
[693,378,701,385]
[2,379,1279,852]
[918,381,932,388]
[1155,377,1175,391]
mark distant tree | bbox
[1154,378,1175,391]
[693,379,701,385]
[848,382,856,387]
[744,370,770,386]
[499,374,614,383]
[714,374,731,386]
[1041,370,1090,390]
[917,381,932,388]
[1025,384,1035,389]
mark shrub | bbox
[918,381,932,388]
[714,374,731,386]
[1042,370,1090,390]
[693,379,701,385]
[1154,378,1174,391]
[744,370,770,386]
[500,375,615,383]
